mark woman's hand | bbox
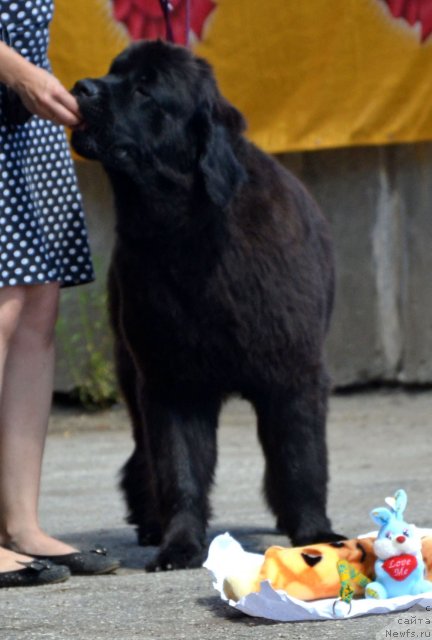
[0,41,81,127]
[13,64,82,127]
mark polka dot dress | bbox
[0,0,94,288]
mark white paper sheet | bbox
[203,532,432,622]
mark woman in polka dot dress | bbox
[0,1,119,586]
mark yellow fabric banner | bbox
[49,0,129,87]
[49,0,432,153]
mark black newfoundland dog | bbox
[72,40,341,571]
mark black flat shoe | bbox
[30,546,120,575]
[0,559,70,588]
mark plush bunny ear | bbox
[393,489,408,519]
[385,489,408,520]
[370,507,392,528]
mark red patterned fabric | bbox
[384,0,432,41]
[112,0,216,44]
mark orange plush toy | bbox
[223,536,432,602]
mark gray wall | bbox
[55,143,432,392]
[280,143,432,387]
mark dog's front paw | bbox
[145,537,205,572]
[315,531,347,544]
[292,530,347,547]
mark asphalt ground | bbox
[2,390,432,639]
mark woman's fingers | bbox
[43,76,82,126]
[56,89,81,119]
[15,67,82,127]
[49,101,81,127]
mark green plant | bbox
[56,276,119,409]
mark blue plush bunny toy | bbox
[365,489,432,599]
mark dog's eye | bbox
[134,85,153,101]
[114,147,129,160]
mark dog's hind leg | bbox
[116,341,163,547]
[253,367,343,547]
[144,394,221,571]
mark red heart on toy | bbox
[382,554,418,581]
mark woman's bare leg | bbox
[0,283,77,558]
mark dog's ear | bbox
[196,99,247,208]
[214,96,247,136]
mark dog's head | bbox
[71,40,247,207]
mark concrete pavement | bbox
[2,390,432,639]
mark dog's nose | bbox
[73,78,100,98]
[396,535,406,543]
